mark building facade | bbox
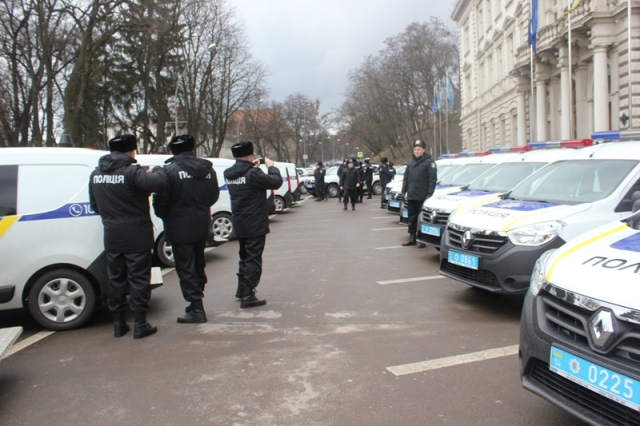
[452,0,640,150]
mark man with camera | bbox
[224,141,283,308]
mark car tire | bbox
[28,269,96,331]
[372,182,382,195]
[299,185,308,194]
[327,184,339,198]
[156,233,175,267]
[211,212,234,240]
[274,195,285,213]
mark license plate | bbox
[389,201,401,208]
[421,224,441,236]
[401,210,408,218]
[447,250,479,270]
[549,346,640,411]
[384,194,389,200]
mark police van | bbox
[416,143,587,248]
[137,155,236,267]
[520,205,640,425]
[0,148,161,331]
[440,133,640,294]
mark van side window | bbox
[616,177,640,212]
[0,165,18,216]
[19,165,91,214]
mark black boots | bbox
[133,312,157,339]
[343,204,348,210]
[178,299,207,323]
[112,311,130,338]
[417,242,426,249]
[235,273,244,299]
[402,233,417,246]
[239,285,266,309]
[352,205,356,211]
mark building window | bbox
[465,72,472,100]
[507,35,514,70]
[478,7,484,39]
[497,45,503,79]
[464,21,470,54]
[488,54,493,88]
[478,61,484,92]
[486,0,492,28]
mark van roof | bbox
[0,147,107,165]
[504,148,584,163]
[563,140,640,160]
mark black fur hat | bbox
[169,134,195,155]
[108,134,137,153]
[231,141,254,158]
[381,157,388,163]
[413,140,427,149]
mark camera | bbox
[257,156,266,165]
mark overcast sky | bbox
[229,0,457,114]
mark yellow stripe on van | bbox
[546,223,628,281]
[501,210,549,232]
[456,196,500,211]
[0,216,20,239]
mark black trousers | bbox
[380,184,388,206]
[343,189,357,205]
[238,236,266,290]
[365,181,373,197]
[106,250,152,314]
[316,182,326,199]
[407,199,425,235]
[172,241,207,302]
[357,185,364,201]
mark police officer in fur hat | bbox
[224,141,283,308]
[89,134,166,339]
[378,157,396,208]
[362,158,374,199]
[401,140,437,247]
[313,161,327,201]
[153,135,220,323]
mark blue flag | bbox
[431,94,438,114]
[446,78,455,109]
[528,0,538,53]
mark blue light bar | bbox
[591,130,640,141]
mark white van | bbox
[0,148,161,331]
[440,137,640,294]
[417,144,586,248]
[520,206,640,424]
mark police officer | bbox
[362,158,374,199]
[89,134,166,339]
[378,157,396,208]
[152,135,220,323]
[401,140,437,247]
[340,158,360,211]
[224,141,283,308]
[356,160,365,202]
[313,161,326,201]
[337,158,348,203]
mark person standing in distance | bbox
[401,140,437,247]
[378,157,396,208]
[89,134,166,339]
[313,161,326,201]
[337,158,348,203]
[153,135,220,324]
[224,141,283,308]
[362,158,374,199]
[339,158,360,211]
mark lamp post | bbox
[236,99,263,142]
[300,139,306,166]
[174,43,216,135]
[319,141,324,164]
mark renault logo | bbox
[462,231,473,249]
[589,309,616,350]
[430,211,438,224]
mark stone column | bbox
[549,77,561,140]
[592,44,610,132]
[535,64,550,141]
[516,84,528,145]
[610,48,620,131]
[575,62,589,138]
[558,46,572,139]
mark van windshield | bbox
[437,165,461,181]
[326,166,338,175]
[467,162,546,192]
[508,159,639,204]
[439,163,497,186]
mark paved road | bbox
[0,197,586,425]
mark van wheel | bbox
[327,184,339,198]
[28,269,96,331]
[274,196,285,213]
[372,182,382,195]
[211,212,234,240]
[299,185,308,194]
[156,233,175,267]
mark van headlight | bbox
[507,221,565,246]
[529,249,556,296]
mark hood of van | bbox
[545,221,640,310]
[424,190,502,212]
[98,152,136,172]
[448,199,590,232]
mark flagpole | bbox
[445,74,450,154]
[530,0,535,143]
[629,0,633,127]
[567,0,574,138]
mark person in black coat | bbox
[401,140,438,247]
[361,158,375,199]
[224,141,283,308]
[339,158,361,211]
[153,135,220,324]
[89,134,166,339]
[378,157,396,208]
[337,158,348,202]
[313,161,326,201]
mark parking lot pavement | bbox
[0,197,586,425]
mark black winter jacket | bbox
[314,167,326,184]
[340,167,360,190]
[401,154,437,202]
[362,164,374,183]
[89,152,166,252]
[224,160,283,238]
[379,164,396,188]
[152,152,220,244]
